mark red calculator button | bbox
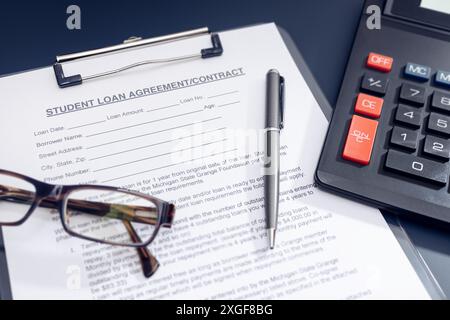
[354,93,384,118]
[367,52,393,72]
[343,115,378,165]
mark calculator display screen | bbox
[420,0,450,15]
[385,0,450,31]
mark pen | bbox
[264,69,285,250]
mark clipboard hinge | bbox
[53,27,223,88]
[201,34,223,58]
[53,63,83,88]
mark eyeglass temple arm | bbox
[122,220,159,278]
[0,186,160,226]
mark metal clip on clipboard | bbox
[53,27,223,88]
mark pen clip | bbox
[279,76,285,129]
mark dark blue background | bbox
[1,0,449,297]
[0,0,364,105]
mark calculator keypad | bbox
[354,93,384,118]
[390,127,418,151]
[342,115,378,165]
[436,71,450,88]
[423,136,450,160]
[428,113,450,136]
[386,60,450,185]
[395,104,422,128]
[399,83,426,105]
[361,72,389,96]
[431,91,450,113]
[343,52,450,189]
[404,62,431,81]
[367,52,393,73]
[385,150,448,185]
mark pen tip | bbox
[268,228,276,249]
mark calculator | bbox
[316,0,450,222]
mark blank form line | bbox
[208,90,239,99]
[101,148,238,183]
[47,73,246,118]
[85,117,222,149]
[217,101,240,108]
[86,109,204,138]
[89,127,227,161]
[94,138,228,172]
[68,120,106,130]
[147,104,180,113]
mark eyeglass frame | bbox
[0,168,176,278]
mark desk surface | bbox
[0,0,449,298]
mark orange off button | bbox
[367,52,393,72]
[343,115,378,165]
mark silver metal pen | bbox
[264,69,285,250]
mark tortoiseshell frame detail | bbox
[0,169,176,278]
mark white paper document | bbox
[0,23,430,299]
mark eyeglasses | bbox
[0,169,175,278]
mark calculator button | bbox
[367,53,393,72]
[361,73,389,96]
[431,91,450,113]
[385,150,448,185]
[354,93,383,118]
[424,136,450,160]
[395,104,422,128]
[428,113,450,136]
[399,83,426,105]
[436,70,450,88]
[390,127,418,151]
[404,63,431,81]
[342,115,378,165]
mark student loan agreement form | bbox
[0,24,430,299]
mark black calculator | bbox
[316,0,450,222]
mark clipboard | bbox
[53,28,223,88]
[0,24,445,300]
